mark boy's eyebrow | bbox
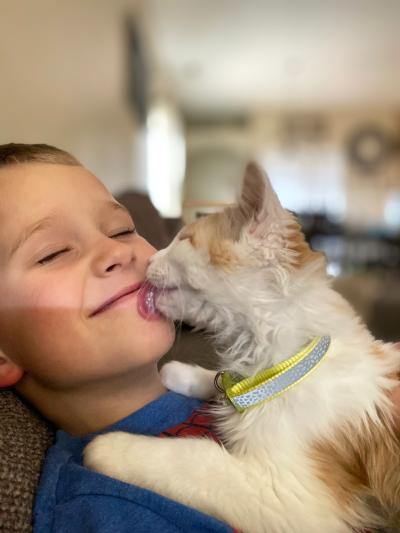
[108,201,130,217]
[9,201,131,258]
[9,215,59,258]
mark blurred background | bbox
[1,0,399,344]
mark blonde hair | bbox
[0,143,81,167]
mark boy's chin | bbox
[143,317,176,357]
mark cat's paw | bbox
[160,361,196,396]
[84,432,147,483]
[160,361,216,400]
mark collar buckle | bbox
[214,371,225,394]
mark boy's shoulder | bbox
[33,392,233,533]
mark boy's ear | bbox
[239,162,285,229]
[0,353,24,387]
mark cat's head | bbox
[147,163,326,336]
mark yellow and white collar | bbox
[218,336,331,412]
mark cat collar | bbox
[217,336,331,412]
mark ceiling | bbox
[144,0,400,115]
[1,0,400,129]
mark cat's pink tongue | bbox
[137,283,163,320]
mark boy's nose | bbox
[93,238,136,276]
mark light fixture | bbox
[146,99,186,217]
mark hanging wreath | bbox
[346,125,392,173]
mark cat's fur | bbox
[85,163,400,533]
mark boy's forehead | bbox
[0,164,114,249]
[0,163,110,210]
[0,162,106,191]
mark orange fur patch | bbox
[178,223,196,245]
[182,204,325,273]
[371,343,387,360]
[312,408,400,529]
[208,239,239,269]
[185,209,243,270]
[285,219,323,269]
[371,342,400,390]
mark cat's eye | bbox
[178,229,193,242]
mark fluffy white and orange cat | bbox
[85,163,400,532]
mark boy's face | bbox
[0,163,175,390]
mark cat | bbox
[85,163,400,533]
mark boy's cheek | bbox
[0,305,74,362]
[17,278,80,315]
[0,280,81,369]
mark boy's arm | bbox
[36,480,233,533]
[47,496,182,533]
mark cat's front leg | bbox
[84,433,258,532]
[160,361,217,399]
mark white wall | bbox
[0,0,141,193]
[185,110,400,230]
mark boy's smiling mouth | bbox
[90,283,143,317]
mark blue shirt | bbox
[33,391,233,532]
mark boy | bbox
[0,144,398,532]
[0,143,233,532]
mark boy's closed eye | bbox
[38,247,71,265]
[111,228,137,238]
[37,227,137,266]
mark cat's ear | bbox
[239,162,284,227]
